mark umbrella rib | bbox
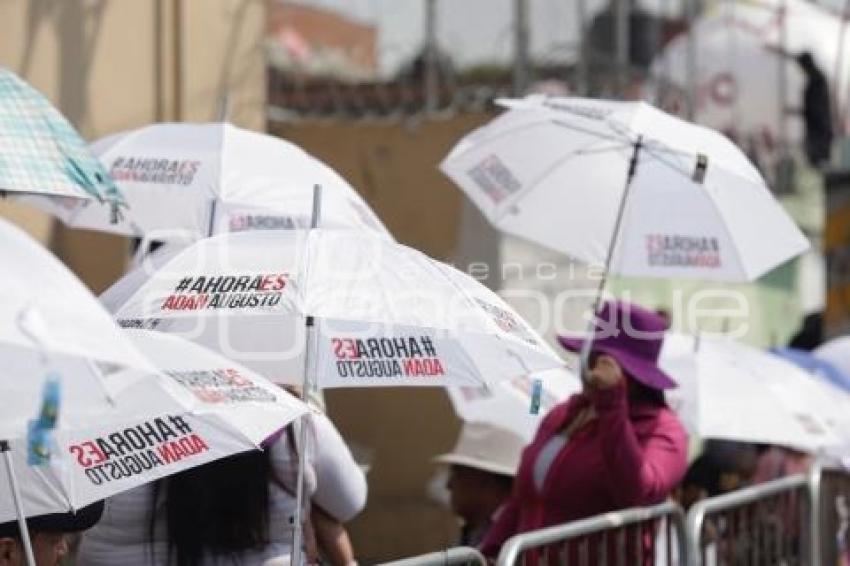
[574,143,635,156]
[642,145,753,278]
[550,119,634,145]
[215,123,228,201]
[493,137,633,224]
[640,145,692,178]
[642,142,770,206]
[445,120,570,164]
[425,260,550,389]
[643,133,764,186]
[447,114,632,166]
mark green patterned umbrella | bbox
[0,68,123,218]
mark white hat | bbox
[433,421,526,477]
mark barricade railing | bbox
[377,547,487,566]
[685,473,812,566]
[379,465,850,566]
[496,501,686,565]
[814,464,850,566]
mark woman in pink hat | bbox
[480,300,688,564]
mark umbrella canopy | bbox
[446,367,579,441]
[813,336,850,388]
[0,328,307,523]
[773,346,850,393]
[0,217,307,521]
[0,68,121,205]
[0,216,150,380]
[28,122,389,241]
[104,229,563,389]
[662,333,850,453]
[440,95,808,282]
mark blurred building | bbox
[267,1,378,81]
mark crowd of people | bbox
[432,302,832,564]
[0,299,832,565]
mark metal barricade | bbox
[377,466,850,566]
[497,501,687,565]
[377,547,487,566]
[685,473,812,566]
[813,464,850,566]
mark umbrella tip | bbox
[693,154,708,184]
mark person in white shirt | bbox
[76,411,366,566]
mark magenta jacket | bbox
[480,384,688,561]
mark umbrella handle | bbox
[1,441,36,566]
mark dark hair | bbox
[155,450,272,566]
[796,52,816,72]
[587,351,667,405]
[452,465,514,496]
[0,501,105,540]
[626,373,666,406]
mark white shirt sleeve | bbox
[309,411,368,522]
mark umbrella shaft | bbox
[292,316,316,566]
[626,137,642,181]
[206,199,217,237]
[1,441,36,566]
[293,185,321,564]
[579,137,644,378]
[291,414,310,566]
[311,185,322,230]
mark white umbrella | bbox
[661,333,850,453]
[1,328,307,523]
[0,213,150,563]
[0,217,152,390]
[24,122,390,242]
[104,229,562,389]
[446,368,579,441]
[441,95,808,372]
[103,227,562,563]
[0,218,307,565]
[440,95,808,283]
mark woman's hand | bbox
[588,354,624,390]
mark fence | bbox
[377,547,486,566]
[382,465,850,565]
[815,465,850,566]
[685,473,812,566]
[496,501,686,565]
[685,464,850,565]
